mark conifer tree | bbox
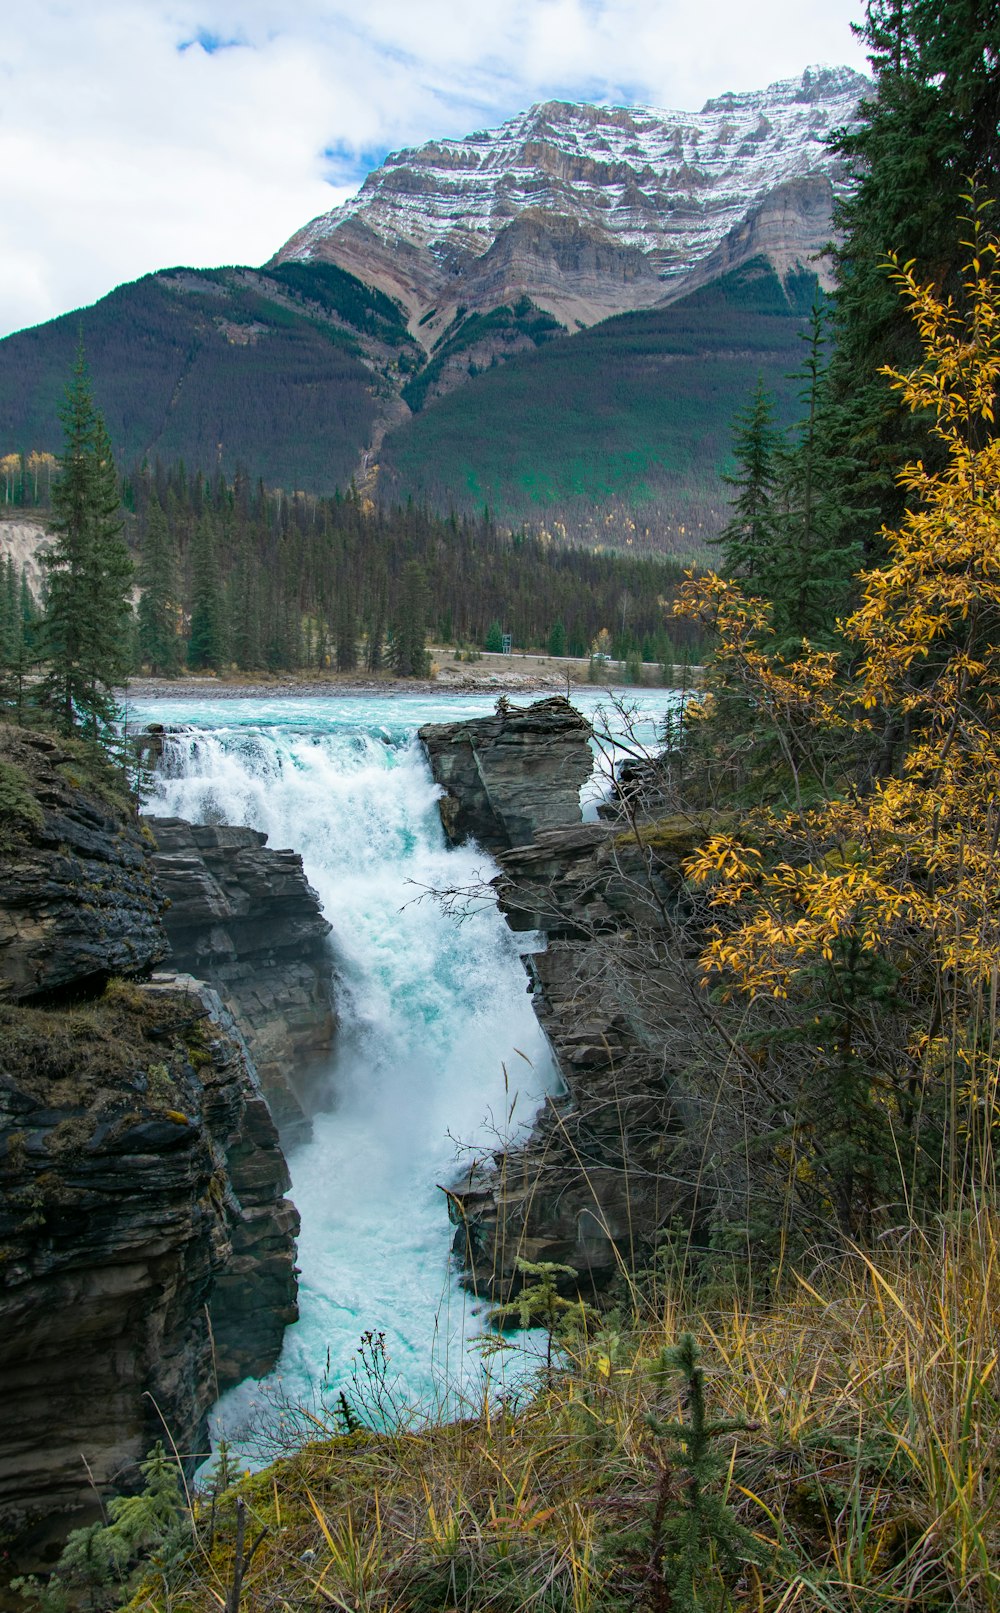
[826,0,1000,548]
[136,500,182,675]
[40,345,133,734]
[390,561,430,677]
[335,589,359,672]
[713,376,780,597]
[767,303,860,644]
[547,621,566,657]
[187,515,226,670]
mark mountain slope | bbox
[0,68,864,544]
[276,66,866,346]
[0,264,420,491]
[377,257,822,553]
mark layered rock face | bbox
[0,729,299,1558]
[148,816,336,1141]
[0,727,166,999]
[276,67,867,339]
[418,696,594,856]
[0,975,298,1552]
[421,699,705,1296]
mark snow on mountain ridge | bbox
[275,65,869,335]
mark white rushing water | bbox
[134,689,676,1453]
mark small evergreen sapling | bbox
[643,1333,768,1612]
[488,1258,598,1379]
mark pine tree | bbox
[187,515,226,670]
[40,345,134,735]
[137,500,182,675]
[712,376,780,596]
[390,561,430,677]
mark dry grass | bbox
[125,1207,1000,1613]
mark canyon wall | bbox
[0,726,299,1558]
[420,698,706,1297]
[149,815,336,1142]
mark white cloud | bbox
[0,0,869,338]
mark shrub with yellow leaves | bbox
[676,194,1000,1238]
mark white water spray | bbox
[143,706,557,1447]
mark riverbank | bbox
[124,650,698,702]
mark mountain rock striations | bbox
[277,66,867,342]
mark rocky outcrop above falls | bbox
[418,696,593,856]
[0,972,298,1556]
[149,816,336,1140]
[0,726,166,999]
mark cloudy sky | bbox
[0,0,869,340]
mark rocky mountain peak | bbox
[274,65,869,341]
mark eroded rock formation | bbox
[0,972,299,1555]
[0,727,165,999]
[0,728,299,1560]
[149,817,336,1140]
[418,695,593,856]
[421,699,707,1298]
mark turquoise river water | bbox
[132,689,678,1457]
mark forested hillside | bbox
[0,257,822,552]
[0,263,420,494]
[381,258,822,551]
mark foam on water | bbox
[134,689,677,1450]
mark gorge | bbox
[0,688,681,1559]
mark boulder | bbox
[418,695,593,855]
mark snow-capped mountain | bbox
[275,65,868,343]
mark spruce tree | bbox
[826,1,1000,550]
[767,303,860,645]
[40,346,134,735]
[137,499,182,675]
[547,621,566,657]
[713,376,780,596]
[390,561,430,677]
[187,515,226,671]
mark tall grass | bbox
[117,1194,997,1613]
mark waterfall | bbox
[142,706,558,1451]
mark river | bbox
[133,688,677,1454]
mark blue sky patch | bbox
[177,29,246,55]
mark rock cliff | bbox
[418,696,594,856]
[149,816,336,1141]
[0,726,299,1560]
[0,727,165,999]
[421,699,708,1297]
[0,974,298,1554]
